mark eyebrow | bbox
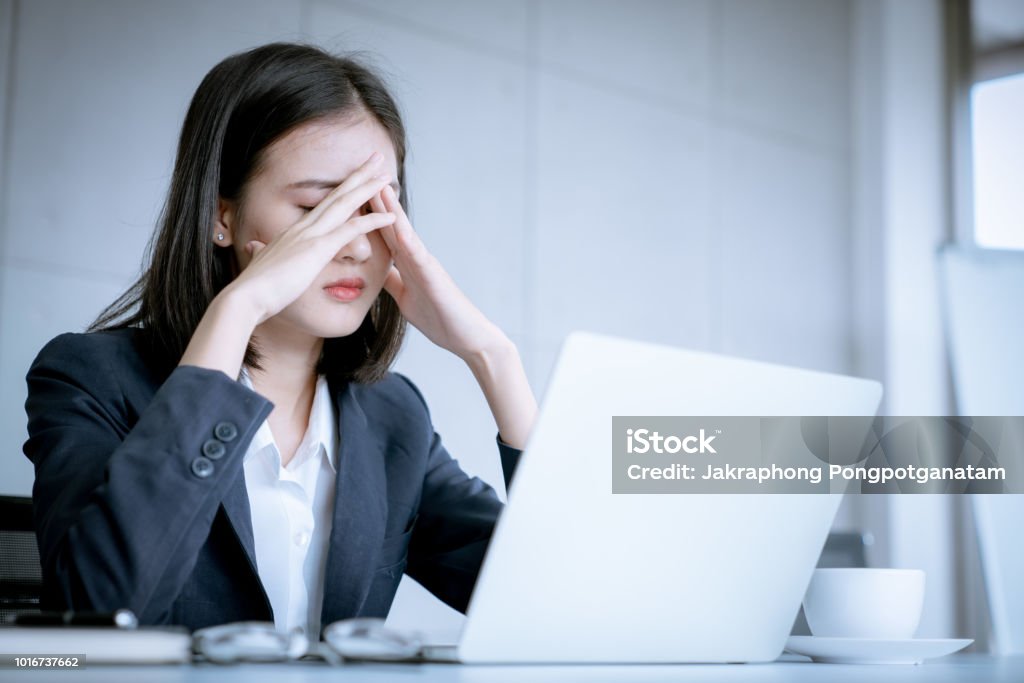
[286,178,402,195]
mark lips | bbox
[323,277,366,303]
[323,277,365,290]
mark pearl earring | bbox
[217,233,224,241]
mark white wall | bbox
[1,0,867,636]
[0,0,308,496]
[850,0,966,643]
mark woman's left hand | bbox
[370,185,506,360]
[372,185,539,448]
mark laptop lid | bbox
[456,332,883,663]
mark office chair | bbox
[0,495,43,624]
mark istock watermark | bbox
[611,416,1023,494]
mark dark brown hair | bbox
[90,42,407,383]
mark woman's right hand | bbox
[225,153,396,326]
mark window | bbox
[971,72,1024,250]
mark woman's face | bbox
[219,115,400,341]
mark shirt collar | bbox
[238,366,338,473]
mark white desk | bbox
[8,655,1021,682]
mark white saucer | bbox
[785,636,973,665]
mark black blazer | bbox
[22,328,521,633]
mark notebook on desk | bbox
[0,626,192,664]
[418,331,883,664]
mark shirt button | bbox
[214,421,238,442]
[202,439,227,460]
[294,532,310,548]
[191,457,214,478]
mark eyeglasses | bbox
[193,622,315,664]
[322,617,423,661]
[192,618,423,664]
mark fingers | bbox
[319,210,396,249]
[307,174,392,238]
[245,239,267,259]
[367,193,399,255]
[303,152,387,225]
[368,192,387,215]
[379,224,400,257]
[380,185,427,262]
[336,151,387,194]
[382,265,404,299]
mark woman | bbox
[22,42,537,638]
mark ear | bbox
[215,197,236,247]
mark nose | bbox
[336,227,373,263]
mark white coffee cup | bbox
[802,568,925,639]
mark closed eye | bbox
[298,202,371,215]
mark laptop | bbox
[420,331,883,663]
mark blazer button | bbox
[191,457,214,478]
[214,421,238,442]
[202,439,227,460]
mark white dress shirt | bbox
[238,366,338,637]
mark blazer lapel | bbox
[320,378,389,626]
[220,466,276,617]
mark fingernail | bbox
[369,151,382,163]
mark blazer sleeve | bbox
[393,373,523,614]
[23,332,274,623]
